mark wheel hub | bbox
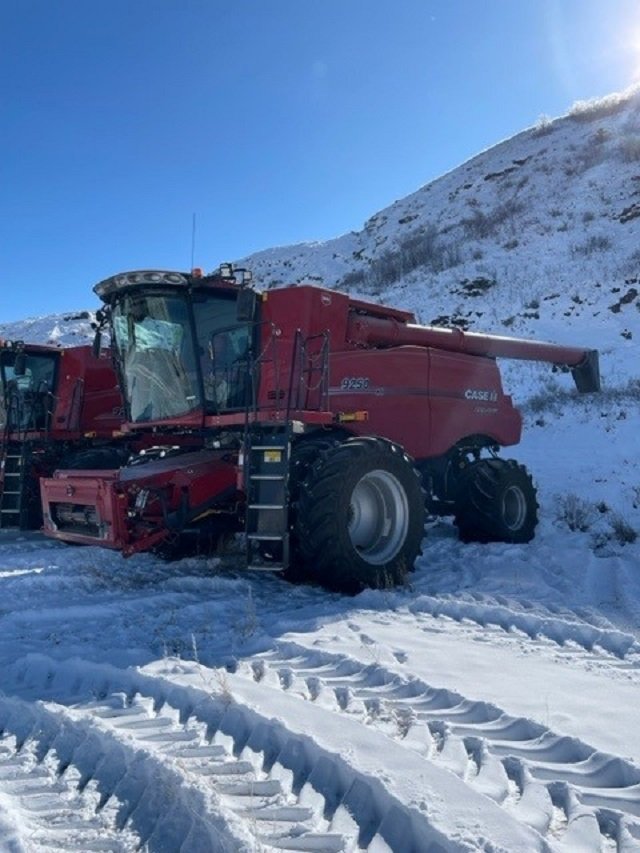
[502,485,527,531]
[348,469,409,565]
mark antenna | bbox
[190,213,197,270]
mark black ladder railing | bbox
[287,330,330,415]
[4,383,55,436]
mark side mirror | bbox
[92,329,102,358]
[236,288,257,322]
[91,306,110,357]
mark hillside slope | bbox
[238,89,640,392]
[3,90,639,397]
[240,91,640,313]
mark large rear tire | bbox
[454,458,538,544]
[281,434,342,582]
[295,437,425,592]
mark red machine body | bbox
[39,269,599,578]
[0,340,124,529]
[253,287,521,456]
[0,341,122,439]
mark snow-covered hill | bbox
[0,309,97,349]
[1,91,640,851]
[238,89,640,358]
[3,89,639,392]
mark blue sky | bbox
[2,0,639,321]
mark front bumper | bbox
[40,469,131,549]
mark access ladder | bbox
[0,443,28,529]
[244,426,291,572]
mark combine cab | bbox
[0,340,125,530]
[40,266,600,590]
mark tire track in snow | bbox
[3,653,544,852]
[0,734,141,852]
[237,640,640,852]
[0,694,244,852]
[407,595,640,660]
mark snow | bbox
[0,398,638,850]
[1,91,640,850]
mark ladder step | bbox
[248,504,286,510]
[247,533,285,541]
[1,509,20,515]
[247,564,285,572]
[250,445,287,451]
[250,474,285,481]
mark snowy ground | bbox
[0,398,638,852]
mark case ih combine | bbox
[40,266,600,591]
[0,339,125,530]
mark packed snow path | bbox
[0,522,639,851]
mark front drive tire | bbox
[295,437,425,592]
[454,458,538,544]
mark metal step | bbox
[247,533,285,542]
[247,563,285,572]
[248,504,286,510]
[250,474,285,481]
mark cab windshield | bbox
[112,293,200,423]
[0,351,57,431]
[112,290,251,423]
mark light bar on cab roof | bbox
[93,270,189,299]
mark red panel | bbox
[50,346,123,438]
[328,348,430,459]
[426,349,521,455]
[327,347,521,459]
[40,469,128,548]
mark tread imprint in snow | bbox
[2,654,469,853]
[238,640,640,851]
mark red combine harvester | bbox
[0,340,126,530]
[40,266,600,590]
